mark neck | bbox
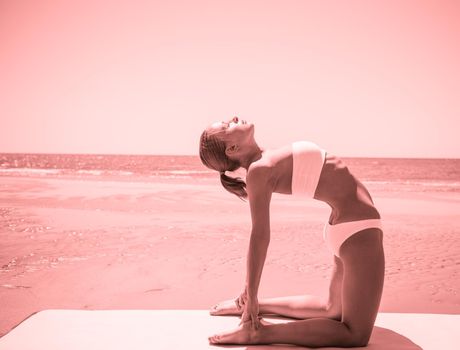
[239,141,264,170]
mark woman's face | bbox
[208,116,254,145]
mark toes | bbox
[209,305,220,315]
[208,335,220,344]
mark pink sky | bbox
[0,0,459,157]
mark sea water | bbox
[0,153,459,193]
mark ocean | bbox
[0,153,459,193]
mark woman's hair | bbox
[199,129,247,200]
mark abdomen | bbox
[314,154,358,203]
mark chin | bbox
[247,124,255,137]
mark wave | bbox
[0,167,213,179]
[0,168,135,177]
[363,180,460,192]
[1,166,458,192]
[155,170,214,177]
[364,180,460,187]
[76,170,133,176]
[0,168,61,176]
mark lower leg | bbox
[211,317,367,347]
[259,317,366,347]
[211,294,340,320]
[259,295,340,319]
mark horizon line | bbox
[0,151,459,161]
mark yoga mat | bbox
[0,310,457,349]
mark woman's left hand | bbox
[240,298,260,330]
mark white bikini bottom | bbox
[323,219,383,257]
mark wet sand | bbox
[1,175,459,336]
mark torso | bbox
[250,145,380,224]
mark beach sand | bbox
[1,175,459,337]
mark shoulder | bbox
[247,161,270,176]
[247,161,272,183]
[246,162,275,198]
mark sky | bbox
[0,0,459,158]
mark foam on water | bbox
[0,153,459,192]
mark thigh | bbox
[340,228,385,338]
[327,255,343,313]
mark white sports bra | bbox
[291,141,326,198]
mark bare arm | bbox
[245,227,270,299]
[243,165,273,326]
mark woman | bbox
[199,117,384,347]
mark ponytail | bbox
[220,171,247,201]
[199,128,247,200]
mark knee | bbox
[344,328,372,347]
[348,335,370,348]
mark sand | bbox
[0,175,459,337]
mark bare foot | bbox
[210,299,242,316]
[208,320,259,345]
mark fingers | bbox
[239,310,249,326]
[239,310,260,330]
[240,315,260,330]
[235,294,246,311]
[241,292,248,303]
[235,297,242,311]
[234,289,248,311]
[251,314,259,330]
